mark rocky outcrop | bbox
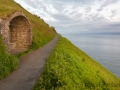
[0,12,32,52]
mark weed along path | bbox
[0,36,58,90]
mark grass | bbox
[0,0,56,79]
[33,35,120,90]
[0,36,18,80]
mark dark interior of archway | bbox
[9,16,31,49]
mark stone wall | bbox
[0,12,32,52]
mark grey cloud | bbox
[108,22,120,29]
[49,17,120,34]
[89,22,120,31]
[84,13,108,23]
[21,0,53,13]
[52,14,73,22]
[14,0,120,35]
[52,4,64,12]
[49,12,112,33]
[97,0,118,11]
[85,6,92,13]
[110,9,117,17]
[23,0,38,8]
[35,0,42,4]
[55,0,95,4]
[64,22,120,35]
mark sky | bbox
[14,0,120,35]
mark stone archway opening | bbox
[0,12,32,54]
[9,15,31,53]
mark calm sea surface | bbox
[64,34,120,78]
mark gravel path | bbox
[0,36,58,90]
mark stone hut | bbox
[0,12,32,52]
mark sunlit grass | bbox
[33,35,120,90]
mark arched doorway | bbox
[0,12,32,54]
[9,15,31,50]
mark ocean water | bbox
[64,34,120,78]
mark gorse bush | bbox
[33,35,120,90]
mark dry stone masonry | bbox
[0,12,32,53]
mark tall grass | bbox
[33,35,120,90]
[0,36,18,80]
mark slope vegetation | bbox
[0,0,56,80]
[0,36,18,79]
[34,35,120,90]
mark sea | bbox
[63,34,120,78]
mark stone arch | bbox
[0,12,32,53]
[9,16,31,49]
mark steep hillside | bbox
[0,0,56,50]
[34,35,120,90]
[0,0,56,80]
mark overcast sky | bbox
[14,0,120,34]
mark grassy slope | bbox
[34,35,120,90]
[0,36,18,79]
[0,0,56,80]
[0,0,56,50]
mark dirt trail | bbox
[0,36,58,90]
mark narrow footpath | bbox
[0,36,58,90]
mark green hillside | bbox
[0,1,120,90]
[33,35,120,90]
[0,0,56,80]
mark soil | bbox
[0,36,58,90]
